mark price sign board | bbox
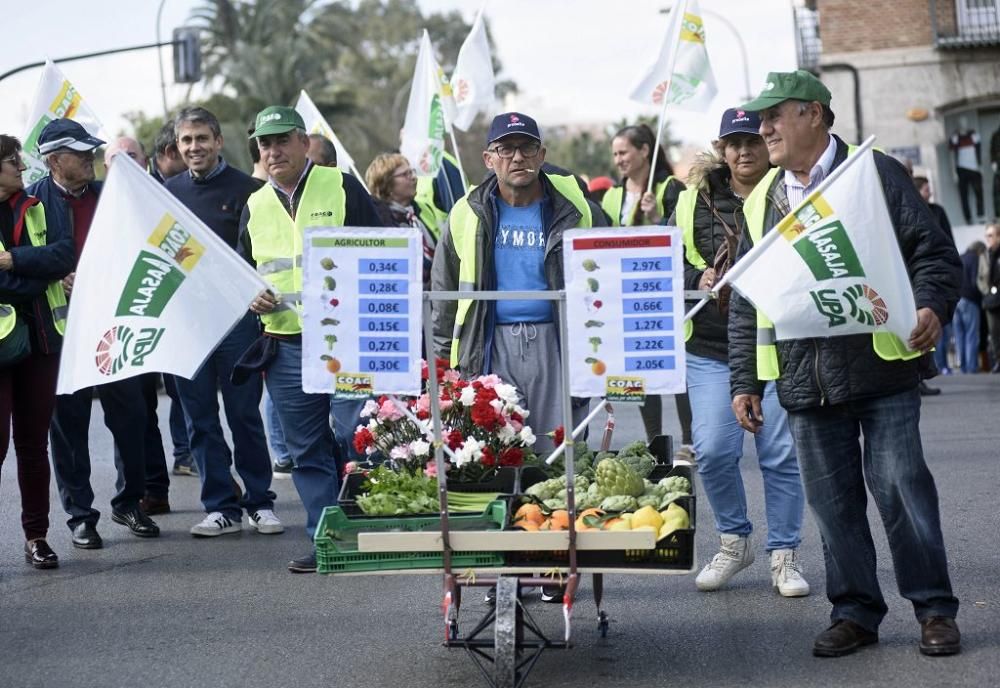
[302,227,423,396]
[564,226,686,398]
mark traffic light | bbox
[173,27,201,83]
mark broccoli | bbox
[324,334,338,351]
[589,336,602,353]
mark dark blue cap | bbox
[719,107,762,139]
[486,112,541,145]
[37,118,105,155]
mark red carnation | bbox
[551,425,565,447]
[471,398,501,431]
[353,427,375,454]
[481,446,497,467]
[510,411,523,424]
[446,430,464,450]
[499,447,524,467]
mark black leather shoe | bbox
[813,619,878,657]
[919,381,942,396]
[24,539,59,569]
[919,616,961,656]
[72,522,103,549]
[111,507,160,538]
[288,552,317,573]
[139,494,171,516]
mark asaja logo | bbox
[810,283,888,328]
[259,112,282,123]
[114,214,204,318]
[778,196,865,281]
[95,326,165,376]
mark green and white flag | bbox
[401,30,451,177]
[722,141,918,344]
[21,59,106,186]
[56,156,268,394]
[629,0,717,112]
[447,7,495,131]
[294,89,365,187]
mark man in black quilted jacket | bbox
[728,71,962,658]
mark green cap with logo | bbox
[740,70,832,112]
[249,106,306,138]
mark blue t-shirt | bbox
[494,197,551,323]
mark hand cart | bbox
[318,289,705,688]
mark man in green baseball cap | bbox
[727,70,963,658]
[237,104,380,575]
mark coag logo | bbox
[310,210,334,218]
[605,376,646,403]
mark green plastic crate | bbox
[314,500,507,574]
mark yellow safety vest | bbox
[601,176,675,227]
[415,151,467,240]
[743,146,921,380]
[674,187,706,343]
[246,166,347,335]
[446,174,593,367]
[0,202,68,340]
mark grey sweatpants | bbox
[490,322,589,454]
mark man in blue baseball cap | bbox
[28,119,162,547]
[727,71,962,658]
[431,113,608,602]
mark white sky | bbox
[0,0,798,149]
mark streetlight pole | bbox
[660,3,752,100]
[157,0,169,117]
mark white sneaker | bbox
[695,534,754,591]
[190,512,241,537]
[249,509,285,534]
[770,548,810,597]
[673,444,696,465]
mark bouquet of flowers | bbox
[352,360,537,482]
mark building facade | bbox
[807,0,1000,231]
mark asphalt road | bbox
[1,375,997,688]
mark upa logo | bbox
[810,283,888,328]
[95,325,166,375]
[454,79,470,104]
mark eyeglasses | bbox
[488,142,541,159]
[392,168,416,179]
[1,155,23,167]
[58,149,96,161]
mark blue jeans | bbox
[264,389,291,467]
[330,397,366,469]
[932,322,952,372]
[176,313,274,520]
[786,389,958,631]
[163,374,193,463]
[686,354,803,550]
[952,297,980,374]
[264,339,340,538]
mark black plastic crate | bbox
[446,466,517,493]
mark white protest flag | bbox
[721,140,918,345]
[447,7,495,131]
[629,0,717,112]
[294,90,364,186]
[56,156,268,394]
[401,30,451,177]
[21,59,107,186]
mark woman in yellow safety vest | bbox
[671,109,809,596]
[602,123,692,456]
[366,153,438,290]
[0,134,74,570]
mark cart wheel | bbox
[494,576,521,688]
[598,610,609,638]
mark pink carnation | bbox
[377,399,404,421]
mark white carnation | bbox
[361,399,380,418]
[410,439,431,457]
[459,386,476,406]
[518,426,536,446]
[494,383,519,405]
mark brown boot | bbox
[919,617,961,656]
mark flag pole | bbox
[684,134,878,322]
[646,0,689,196]
[446,127,468,194]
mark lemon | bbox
[631,505,664,531]
[608,520,632,532]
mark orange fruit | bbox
[326,357,341,374]
[513,520,540,532]
[514,503,545,526]
[549,510,570,530]
[591,360,606,375]
[578,508,604,520]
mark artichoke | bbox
[595,458,645,498]
[637,494,661,509]
[599,495,639,512]
[658,476,692,495]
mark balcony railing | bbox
[931,0,1000,47]
[795,5,822,71]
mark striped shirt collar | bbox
[783,134,836,205]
